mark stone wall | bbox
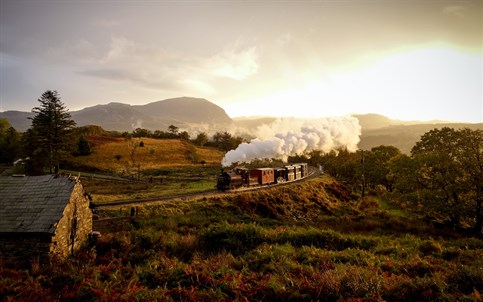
[51,181,93,258]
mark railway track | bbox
[91,166,321,209]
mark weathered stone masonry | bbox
[0,175,93,260]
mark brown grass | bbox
[70,137,224,173]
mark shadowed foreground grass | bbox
[1,177,482,301]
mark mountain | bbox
[354,114,483,153]
[352,113,450,130]
[0,97,233,132]
[0,111,35,131]
[232,114,482,154]
[1,101,481,154]
[134,97,231,125]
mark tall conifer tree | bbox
[29,90,76,174]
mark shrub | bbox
[199,222,265,255]
[447,265,483,294]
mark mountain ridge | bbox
[0,97,233,132]
[1,99,481,153]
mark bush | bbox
[447,265,483,294]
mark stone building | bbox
[0,174,93,260]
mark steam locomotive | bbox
[216,163,308,191]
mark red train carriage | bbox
[250,168,275,185]
[216,163,309,191]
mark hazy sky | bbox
[1,0,481,122]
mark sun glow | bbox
[226,47,482,122]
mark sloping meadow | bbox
[2,177,482,301]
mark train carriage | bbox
[250,168,275,185]
[217,163,309,191]
[274,167,288,183]
[284,165,296,182]
[293,164,302,179]
[297,163,308,178]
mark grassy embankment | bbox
[1,174,482,301]
[66,137,224,203]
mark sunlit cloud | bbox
[209,45,259,80]
[226,46,482,123]
[276,33,293,46]
[66,36,260,94]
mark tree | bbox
[410,127,482,233]
[388,154,419,194]
[320,148,361,186]
[168,125,179,136]
[133,128,152,138]
[75,135,91,156]
[22,128,46,175]
[0,119,21,164]
[212,131,243,152]
[364,145,401,191]
[193,132,209,147]
[179,131,190,141]
[29,90,76,174]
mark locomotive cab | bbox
[216,168,245,191]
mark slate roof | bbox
[0,175,76,234]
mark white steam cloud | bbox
[221,116,361,167]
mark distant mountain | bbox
[0,97,233,132]
[0,111,34,131]
[352,113,450,130]
[1,103,481,154]
[354,114,483,153]
[232,114,482,154]
[134,97,231,125]
[232,116,278,130]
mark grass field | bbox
[66,137,225,203]
[69,136,223,171]
[80,165,221,203]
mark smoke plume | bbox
[221,116,361,167]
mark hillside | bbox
[359,122,483,153]
[69,137,223,173]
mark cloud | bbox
[68,36,259,94]
[276,33,293,46]
[208,45,259,80]
[443,5,468,18]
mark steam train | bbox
[216,163,308,191]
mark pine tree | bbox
[29,90,76,174]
